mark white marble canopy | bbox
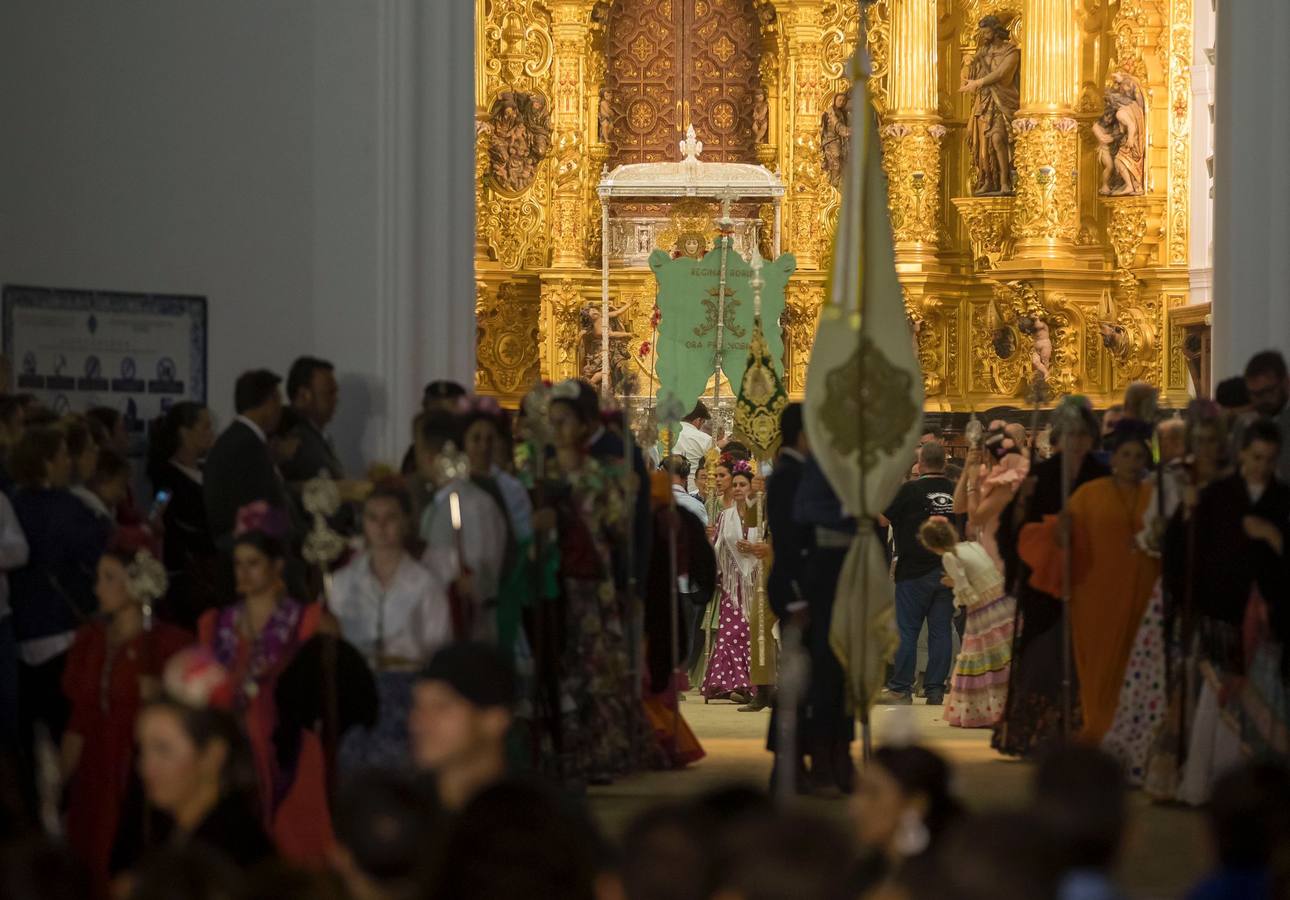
[595,126,785,201]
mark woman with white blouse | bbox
[332,483,451,771]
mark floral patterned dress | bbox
[549,457,658,785]
[199,598,332,864]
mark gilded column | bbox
[549,2,590,268]
[881,0,945,264]
[1011,0,1080,258]
[781,1,825,271]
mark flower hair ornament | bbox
[727,458,755,478]
[233,501,290,540]
[162,646,235,711]
[461,394,502,418]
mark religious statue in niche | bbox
[1098,319,1130,358]
[1017,308,1053,383]
[995,281,1053,384]
[1093,72,1147,195]
[598,88,615,145]
[580,300,638,395]
[486,91,551,194]
[820,92,852,188]
[672,231,709,260]
[961,16,1021,195]
[752,87,770,145]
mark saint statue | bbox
[1093,71,1147,196]
[820,92,851,188]
[598,88,614,145]
[961,16,1021,195]
[581,301,637,395]
[487,91,551,194]
[525,93,551,159]
[752,87,769,145]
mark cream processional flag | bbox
[802,50,925,715]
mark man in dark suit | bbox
[204,369,288,547]
[281,356,343,483]
[764,404,814,790]
[280,356,361,534]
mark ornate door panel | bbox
[606,0,682,165]
[606,0,759,167]
[685,0,759,162]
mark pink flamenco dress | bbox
[199,599,333,864]
[941,541,1016,727]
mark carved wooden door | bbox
[606,0,759,167]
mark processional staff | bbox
[712,192,736,432]
[301,473,349,806]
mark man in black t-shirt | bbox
[877,441,956,705]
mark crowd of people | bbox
[856,350,1290,806]
[0,344,1285,899]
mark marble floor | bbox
[589,694,1211,899]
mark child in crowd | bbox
[918,517,1015,728]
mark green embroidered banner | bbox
[649,244,795,432]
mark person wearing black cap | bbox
[409,642,516,810]
[400,381,467,476]
[1215,375,1252,416]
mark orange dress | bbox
[1067,477,1161,742]
[198,601,333,864]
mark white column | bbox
[1212,0,1290,380]
[411,0,477,411]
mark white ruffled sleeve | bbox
[940,552,980,609]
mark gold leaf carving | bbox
[477,282,542,398]
[1011,117,1079,245]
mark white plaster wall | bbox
[0,0,476,470]
[1212,0,1290,381]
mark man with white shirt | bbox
[415,414,508,644]
[664,455,707,526]
[203,369,289,547]
[671,402,715,494]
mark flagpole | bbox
[712,193,735,436]
[1059,430,1074,739]
[667,476,682,757]
[855,0,875,765]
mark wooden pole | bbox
[601,197,611,397]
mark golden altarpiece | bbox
[473,0,1198,413]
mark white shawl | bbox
[715,505,760,618]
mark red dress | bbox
[62,620,191,894]
[198,600,333,864]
